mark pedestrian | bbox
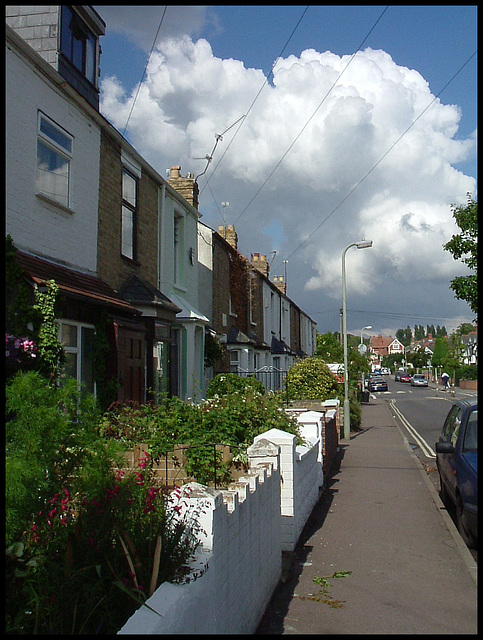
[441,371,450,390]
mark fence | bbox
[237,367,289,400]
[122,443,249,489]
[118,404,339,634]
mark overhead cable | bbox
[121,6,168,139]
[199,5,310,201]
[232,6,389,226]
[276,47,477,270]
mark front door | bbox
[116,326,145,404]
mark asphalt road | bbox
[368,380,478,561]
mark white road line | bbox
[390,399,436,458]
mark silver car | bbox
[411,374,428,387]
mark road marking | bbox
[390,399,435,459]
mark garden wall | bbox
[118,420,326,634]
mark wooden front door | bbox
[116,326,145,404]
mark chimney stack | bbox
[217,225,238,250]
[168,165,199,209]
[251,253,269,278]
[273,275,287,295]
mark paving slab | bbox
[257,400,477,634]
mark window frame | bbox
[58,320,96,395]
[121,168,138,261]
[36,112,73,208]
[60,6,97,86]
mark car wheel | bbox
[455,494,476,549]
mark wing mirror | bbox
[435,441,455,454]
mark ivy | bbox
[33,281,64,382]
[93,312,119,410]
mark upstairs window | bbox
[60,6,97,85]
[36,112,73,208]
[121,169,137,260]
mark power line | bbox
[276,47,478,270]
[121,6,168,139]
[200,5,310,198]
[232,6,389,226]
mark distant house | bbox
[369,335,405,367]
[197,223,317,393]
[460,330,478,365]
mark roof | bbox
[119,274,181,316]
[15,250,138,315]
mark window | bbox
[60,6,97,85]
[59,321,95,394]
[36,113,73,207]
[230,349,240,373]
[122,169,137,260]
[174,212,184,285]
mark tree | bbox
[396,327,412,346]
[316,331,344,362]
[431,337,449,367]
[414,325,425,341]
[456,322,476,336]
[443,195,477,315]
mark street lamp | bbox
[360,325,372,346]
[342,240,373,441]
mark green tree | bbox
[316,331,344,362]
[443,195,477,315]
[414,325,425,341]
[456,322,476,336]
[431,337,449,367]
[396,327,412,346]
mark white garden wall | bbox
[119,425,325,635]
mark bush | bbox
[207,372,265,397]
[285,357,341,401]
[6,372,202,634]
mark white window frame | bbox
[58,320,96,395]
[36,112,73,208]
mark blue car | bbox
[435,397,477,548]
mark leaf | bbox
[113,580,163,617]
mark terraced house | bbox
[6,6,206,404]
[6,5,317,402]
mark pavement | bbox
[256,398,477,634]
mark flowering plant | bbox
[5,333,37,378]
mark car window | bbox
[442,405,461,441]
[463,409,477,452]
[450,409,463,447]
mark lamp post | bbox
[360,325,372,346]
[342,240,373,441]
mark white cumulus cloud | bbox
[99,34,476,333]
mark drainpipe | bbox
[158,183,166,290]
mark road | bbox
[368,378,478,561]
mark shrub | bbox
[6,372,203,634]
[285,357,341,401]
[207,372,265,397]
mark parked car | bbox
[395,370,406,381]
[381,367,391,375]
[399,372,412,383]
[369,376,388,392]
[435,397,477,548]
[411,374,428,387]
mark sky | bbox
[93,5,477,338]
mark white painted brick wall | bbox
[119,459,282,635]
[6,37,100,273]
[118,425,324,634]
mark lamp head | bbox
[356,240,373,249]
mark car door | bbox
[438,404,463,502]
